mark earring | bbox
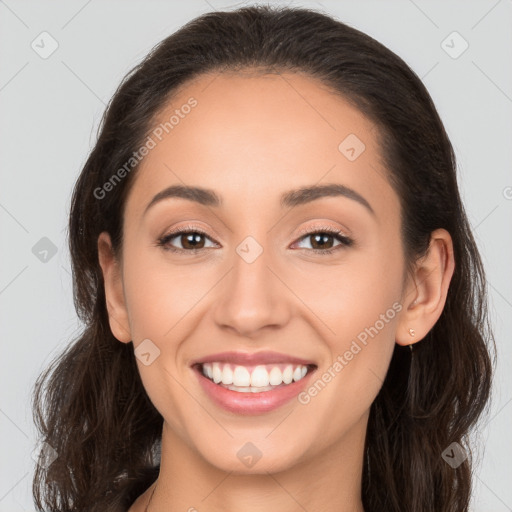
[408,328,415,351]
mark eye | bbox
[156,225,218,253]
[292,227,354,255]
[156,225,354,255]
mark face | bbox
[102,71,411,474]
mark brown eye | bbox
[309,233,336,250]
[293,228,353,255]
[157,228,217,253]
[177,232,206,250]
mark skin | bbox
[98,71,455,512]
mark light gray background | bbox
[1,1,511,510]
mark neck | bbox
[143,420,366,512]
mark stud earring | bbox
[408,328,416,352]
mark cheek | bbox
[287,236,404,340]
[121,245,209,340]
[294,297,400,455]
[291,242,403,433]
[120,246,204,432]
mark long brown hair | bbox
[31,5,494,511]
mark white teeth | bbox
[251,365,270,387]
[212,363,222,384]
[268,367,283,386]
[232,366,251,387]
[201,362,311,391]
[292,366,303,382]
[221,364,233,385]
[282,365,293,384]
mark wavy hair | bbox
[31,5,494,511]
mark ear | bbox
[97,231,132,343]
[396,228,455,347]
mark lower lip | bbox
[193,365,316,415]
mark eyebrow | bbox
[143,183,375,216]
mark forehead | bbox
[126,70,396,220]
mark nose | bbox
[212,240,291,338]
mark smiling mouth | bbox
[194,362,317,393]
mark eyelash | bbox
[156,224,354,256]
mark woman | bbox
[31,5,494,512]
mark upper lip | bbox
[190,351,316,367]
